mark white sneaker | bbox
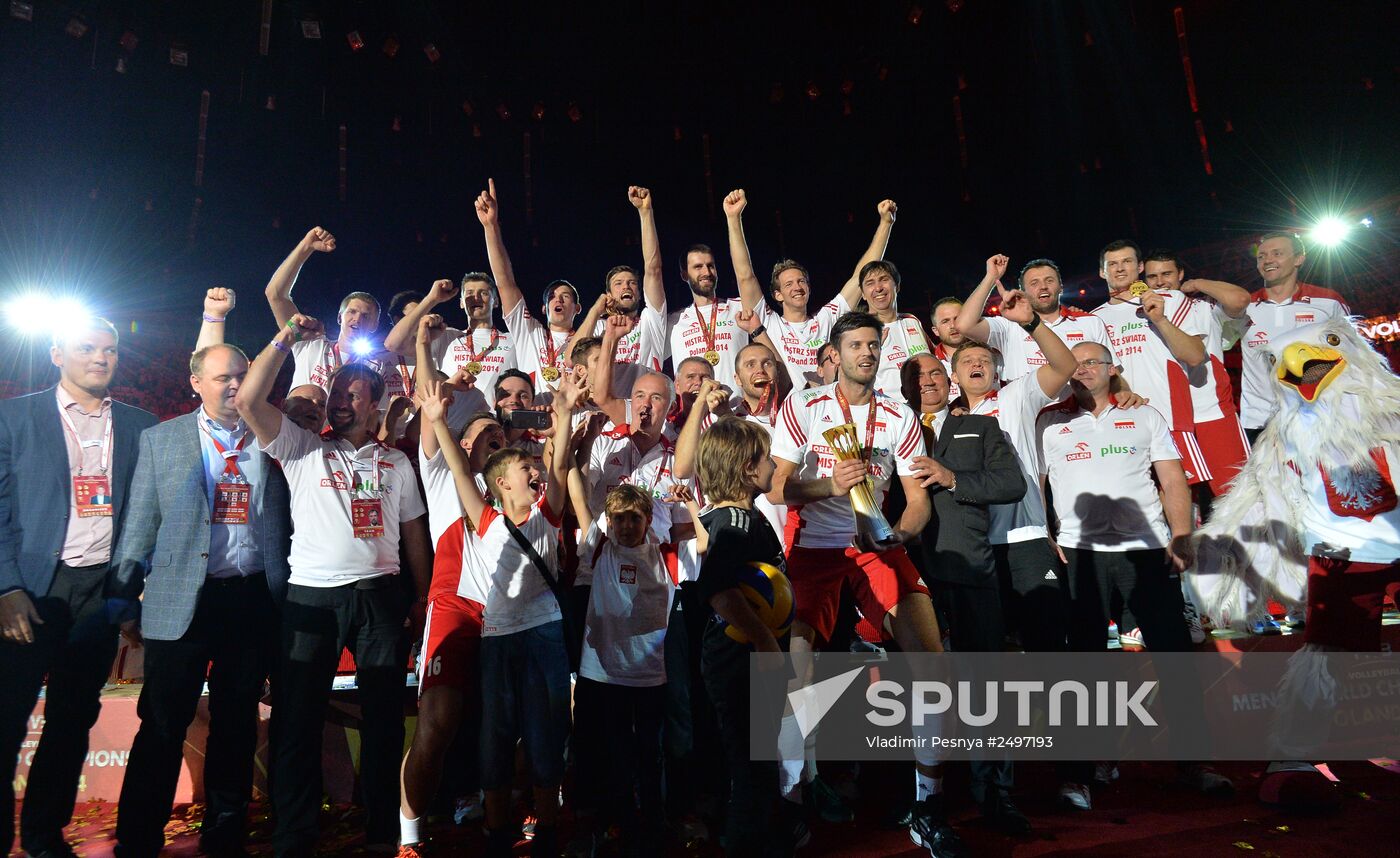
[1093,762,1119,786]
[1183,599,1206,645]
[1058,782,1092,811]
[1119,627,1146,650]
[453,789,485,824]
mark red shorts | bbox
[1169,429,1212,487]
[786,544,929,645]
[1304,555,1400,651]
[1191,414,1250,495]
[418,594,484,698]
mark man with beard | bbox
[929,297,966,399]
[0,317,156,858]
[770,313,961,856]
[1092,240,1211,488]
[572,186,670,398]
[955,255,1112,384]
[237,313,431,855]
[1237,231,1349,444]
[383,271,518,402]
[264,227,412,402]
[723,189,898,388]
[667,201,752,391]
[473,178,587,398]
[855,260,935,396]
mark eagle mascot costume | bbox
[1185,316,1400,807]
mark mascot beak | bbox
[1275,342,1345,402]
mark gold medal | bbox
[703,350,720,366]
[465,361,483,375]
[1127,280,1150,298]
[541,366,561,382]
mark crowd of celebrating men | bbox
[0,179,1351,858]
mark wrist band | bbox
[271,339,290,354]
[751,324,766,337]
[1020,314,1041,335]
[202,313,226,323]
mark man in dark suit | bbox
[0,317,157,858]
[110,338,292,858]
[901,354,1031,835]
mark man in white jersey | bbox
[236,313,431,855]
[855,260,935,396]
[263,227,413,402]
[1239,232,1351,444]
[929,297,967,400]
[572,187,670,397]
[1093,239,1211,486]
[383,271,518,401]
[584,369,680,546]
[955,255,1112,384]
[1142,249,1253,498]
[473,178,584,397]
[723,189,897,388]
[667,218,752,389]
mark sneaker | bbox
[395,845,427,858]
[980,793,1032,836]
[673,814,709,851]
[1059,782,1092,811]
[1119,627,1146,650]
[1180,764,1235,797]
[1093,762,1119,787]
[563,831,597,858]
[908,795,966,857]
[806,775,855,823]
[1283,608,1306,628]
[521,814,539,840]
[777,799,813,851]
[1250,617,1283,635]
[1183,599,1207,645]
[1107,621,1120,644]
[453,790,485,825]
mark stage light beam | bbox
[350,337,375,357]
[5,293,94,339]
[1310,216,1350,247]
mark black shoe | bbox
[981,793,1032,836]
[25,842,78,858]
[530,824,560,858]
[908,796,966,857]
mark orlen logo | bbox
[1100,444,1136,457]
[1066,442,1092,462]
[1247,330,1269,348]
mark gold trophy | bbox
[822,423,898,547]
[1127,279,1151,298]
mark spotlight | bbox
[5,293,94,339]
[350,337,375,357]
[1360,216,1373,228]
[346,30,364,51]
[1310,216,1350,247]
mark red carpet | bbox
[22,759,1396,856]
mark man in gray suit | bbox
[0,317,156,858]
[110,342,290,858]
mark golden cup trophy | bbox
[822,423,898,547]
[1127,280,1151,299]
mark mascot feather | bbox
[1185,316,1400,808]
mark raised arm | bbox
[674,379,724,480]
[734,308,793,393]
[590,313,634,427]
[421,376,488,529]
[723,189,765,313]
[998,286,1076,398]
[1141,292,1207,367]
[385,278,458,356]
[567,465,594,536]
[952,254,1008,345]
[1182,278,1250,319]
[545,375,585,516]
[629,186,666,312]
[476,178,524,317]
[236,315,323,445]
[837,199,898,308]
[265,227,336,328]
[196,287,236,352]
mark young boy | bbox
[423,373,586,858]
[567,479,682,854]
[695,416,796,857]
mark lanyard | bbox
[58,404,112,475]
[694,300,719,354]
[200,421,251,479]
[394,355,413,395]
[543,328,572,369]
[745,388,778,427]
[333,442,382,496]
[629,438,671,493]
[465,328,501,363]
[833,384,877,469]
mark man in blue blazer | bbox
[0,318,156,858]
[110,340,291,858]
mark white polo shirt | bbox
[1037,402,1177,551]
[504,301,574,397]
[588,425,678,547]
[1239,284,1351,429]
[770,383,923,550]
[1185,299,1245,425]
[290,336,413,404]
[667,298,748,389]
[1093,291,1205,432]
[575,522,678,687]
[757,295,850,389]
[592,304,669,398]
[262,414,426,587]
[966,375,1059,545]
[431,325,518,400]
[475,498,564,637]
[983,308,1111,383]
[875,314,933,398]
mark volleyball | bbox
[723,561,795,644]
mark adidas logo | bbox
[1044,569,1058,580]
[1058,426,1073,434]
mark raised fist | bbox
[986,254,1010,282]
[287,313,323,341]
[418,313,446,342]
[627,186,652,211]
[302,227,336,253]
[878,199,898,223]
[427,279,458,306]
[735,307,762,334]
[204,287,236,317]
[604,312,637,338]
[723,189,747,218]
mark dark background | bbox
[2,0,1398,354]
